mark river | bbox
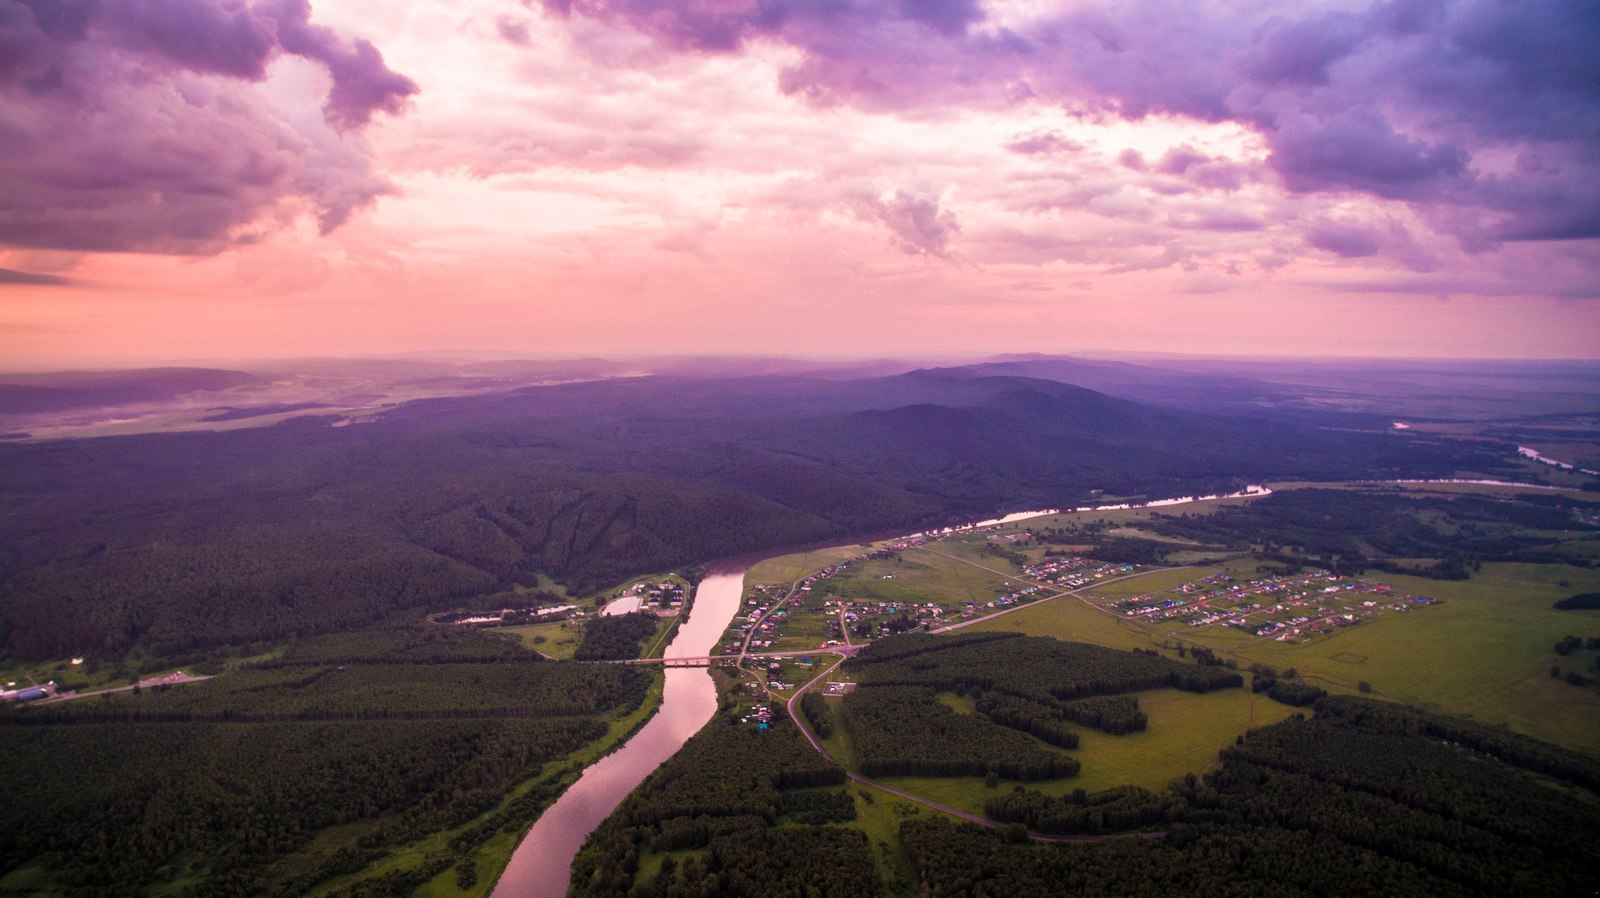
[491,493,1271,896]
[1518,446,1600,477]
[490,566,746,898]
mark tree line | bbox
[849,632,1244,701]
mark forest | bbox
[916,696,1600,896]
[569,706,863,898]
[0,626,654,897]
[574,613,661,661]
[846,632,1244,703]
[1,363,1586,897]
[0,368,1511,666]
[839,685,1081,780]
[563,678,1600,896]
[561,671,1599,898]
[1122,488,1600,572]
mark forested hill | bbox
[0,368,1509,662]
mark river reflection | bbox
[490,569,746,898]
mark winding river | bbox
[490,490,1277,896]
[491,567,746,898]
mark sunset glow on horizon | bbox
[2,0,1597,369]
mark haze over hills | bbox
[12,353,1597,443]
[0,361,1514,663]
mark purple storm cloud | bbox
[547,0,1600,248]
[0,0,417,254]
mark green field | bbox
[768,605,838,653]
[1207,564,1600,752]
[985,561,1600,753]
[755,538,1032,653]
[846,785,928,886]
[747,545,876,586]
[823,546,1020,606]
[498,620,582,659]
[968,582,1193,654]
[1082,564,1233,599]
[868,686,1294,816]
[1047,688,1298,793]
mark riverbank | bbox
[488,569,748,898]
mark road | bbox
[614,646,862,665]
[930,558,1197,634]
[36,671,211,705]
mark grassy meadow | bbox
[747,544,876,587]
[498,620,582,659]
[980,560,1600,752]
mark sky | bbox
[1,0,1598,369]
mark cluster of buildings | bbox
[636,579,686,609]
[1109,571,1439,642]
[824,598,943,637]
[1,681,56,703]
[444,605,580,625]
[601,578,687,617]
[795,561,854,596]
[739,605,784,651]
[763,658,813,691]
[1022,557,1137,589]
[738,703,774,729]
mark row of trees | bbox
[985,784,1177,835]
[974,693,1084,747]
[798,691,835,739]
[21,659,649,722]
[850,632,1243,701]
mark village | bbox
[1022,556,1141,590]
[1101,570,1441,642]
[598,578,687,617]
[722,528,1152,697]
[433,576,689,629]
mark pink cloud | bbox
[848,188,962,259]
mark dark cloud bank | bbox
[545,0,1600,251]
[0,0,416,255]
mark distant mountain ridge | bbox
[0,365,1510,662]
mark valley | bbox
[1,356,1597,897]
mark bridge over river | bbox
[605,646,863,667]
